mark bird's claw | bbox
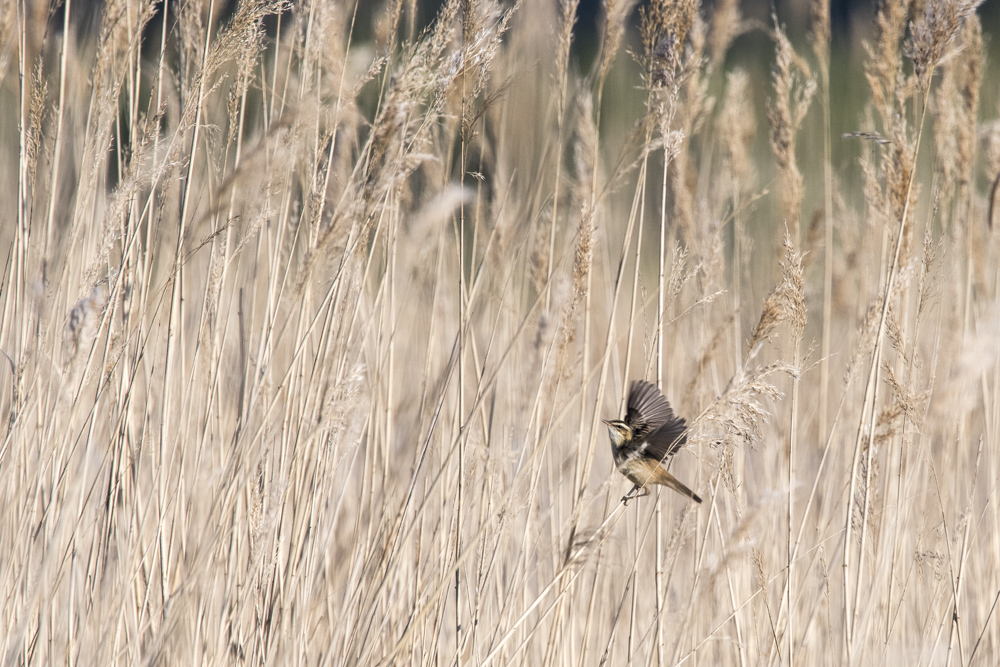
[621,485,641,506]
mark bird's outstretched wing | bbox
[624,380,688,461]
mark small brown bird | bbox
[603,380,701,504]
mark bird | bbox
[603,380,702,505]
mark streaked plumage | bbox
[603,380,701,504]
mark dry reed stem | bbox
[2,1,1000,664]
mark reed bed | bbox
[1,0,998,664]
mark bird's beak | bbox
[601,419,611,426]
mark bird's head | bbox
[602,419,632,448]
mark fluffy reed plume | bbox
[23,64,46,217]
[718,69,756,196]
[597,0,639,86]
[749,231,805,353]
[954,20,982,203]
[767,21,815,237]
[809,0,830,71]
[62,276,113,370]
[709,0,742,69]
[905,0,983,89]
[556,141,595,372]
[934,16,983,222]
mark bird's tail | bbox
[655,469,702,504]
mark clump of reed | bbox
[0,0,997,664]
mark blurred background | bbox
[2,0,999,665]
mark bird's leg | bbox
[621,485,643,505]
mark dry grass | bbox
[1,0,999,664]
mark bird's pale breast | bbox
[615,453,662,488]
